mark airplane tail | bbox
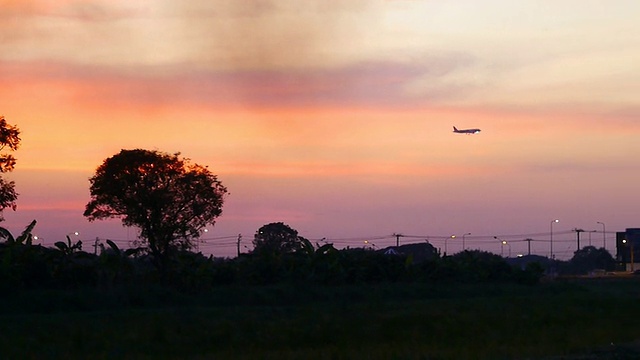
[453,126,459,132]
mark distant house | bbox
[380,242,438,263]
[384,248,399,256]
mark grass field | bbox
[2,277,640,359]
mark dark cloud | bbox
[169,0,381,72]
[0,56,476,110]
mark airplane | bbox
[453,126,481,134]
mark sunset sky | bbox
[1,0,639,258]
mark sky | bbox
[1,0,639,259]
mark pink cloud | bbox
[0,58,473,110]
[0,0,142,21]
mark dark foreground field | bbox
[1,277,640,359]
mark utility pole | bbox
[393,233,403,247]
[93,237,100,255]
[573,228,585,251]
[524,238,533,256]
[236,234,242,257]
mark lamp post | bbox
[445,235,456,256]
[501,240,511,258]
[597,221,605,250]
[462,232,471,251]
[550,219,559,259]
[494,236,509,257]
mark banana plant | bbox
[298,237,337,258]
[15,220,37,245]
[0,220,37,245]
[54,235,82,256]
[0,220,42,288]
[104,239,140,257]
[0,227,13,243]
[97,239,145,288]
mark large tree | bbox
[0,116,20,221]
[84,149,227,267]
[568,246,615,274]
[252,222,304,255]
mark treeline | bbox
[0,233,544,293]
[1,220,620,294]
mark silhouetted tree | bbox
[252,222,304,256]
[568,246,615,274]
[453,250,513,281]
[84,149,227,274]
[0,116,20,221]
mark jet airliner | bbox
[453,126,481,134]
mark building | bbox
[616,229,640,272]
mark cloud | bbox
[0,0,384,69]
[0,58,475,110]
[0,1,151,66]
[2,0,638,116]
[0,0,142,20]
[174,0,385,71]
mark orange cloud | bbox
[0,59,469,111]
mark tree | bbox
[252,222,304,255]
[0,116,20,221]
[568,246,615,274]
[84,149,228,270]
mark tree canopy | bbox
[0,116,20,220]
[252,222,304,255]
[84,149,227,265]
[568,246,615,274]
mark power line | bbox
[73,227,599,260]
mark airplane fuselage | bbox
[453,126,481,134]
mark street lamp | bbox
[501,240,511,258]
[550,219,559,259]
[445,235,456,256]
[494,236,510,257]
[462,233,471,251]
[597,221,606,250]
